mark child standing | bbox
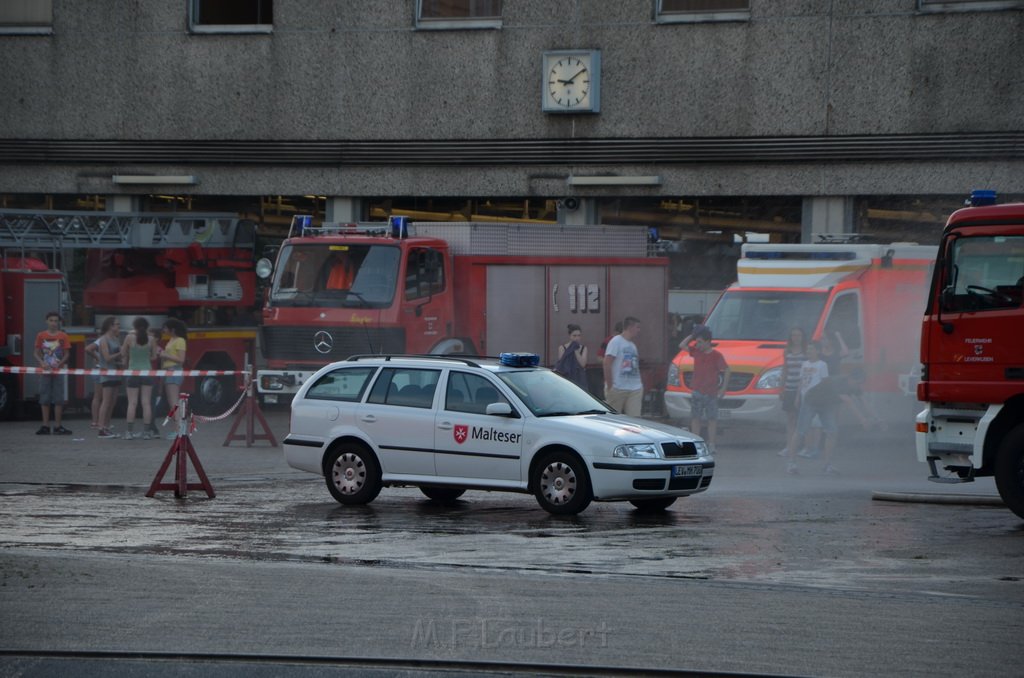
[122,317,159,439]
[679,324,730,452]
[787,341,829,474]
[778,327,807,456]
[33,311,72,435]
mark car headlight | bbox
[755,367,782,391]
[667,363,680,387]
[613,443,661,459]
[693,441,712,457]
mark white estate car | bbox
[283,353,715,515]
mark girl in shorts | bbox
[159,318,188,438]
[96,316,123,439]
[122,317,159,439]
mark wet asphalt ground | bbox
[1,407,1022,676]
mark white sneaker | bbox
[786,462,799,475]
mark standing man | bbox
[34,311,72,435]
[603,316,643,417]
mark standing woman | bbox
[159,318,188,438]
[555,323,589,390]
[122,317,159,440]
[779,326,806,457]
[96,317,123,439]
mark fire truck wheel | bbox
[191,376,233,416]
[324,443,382,505]
[629,497,678,512]
[994,424,1024,520]
[532,450,592,515]
[419,486,466,505]
[0,374,14,420]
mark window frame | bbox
[415,0,503,31]
[918,0,1024,13]
[655,0,751,24]
[0,0,53,35]
[189,0,273,35]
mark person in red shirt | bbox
[33,311,72,435]
[679,324,730,451]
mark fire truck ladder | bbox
[0,209,256,251]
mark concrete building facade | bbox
[1,0,1022,248]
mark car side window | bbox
[445,371,508,414]
[305,366,377,402]
[367,367,441,408]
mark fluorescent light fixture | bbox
[112,175,199,185]
[567,175,662,186]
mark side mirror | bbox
[485,402,512,416]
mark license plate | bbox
[673,465,702,478]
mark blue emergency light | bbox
[968,189,997,207]
[499,352,540,368]
[389,215,409,238]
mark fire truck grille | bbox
[682,371,754,392]
[261,326,406,362]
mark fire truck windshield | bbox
[269,243,400,308]
[704,290,829,341]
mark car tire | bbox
[533,451,592,515]
[324,443,381,505]
[629,497,678,512]
[420,487,466,505]
[994,423,1024,520]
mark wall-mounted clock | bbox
[542,50,600,114]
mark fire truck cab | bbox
[915,191,1024,519]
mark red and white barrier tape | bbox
[0,366,240,376]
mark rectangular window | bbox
[919,1,1024,12]
[0,0,52,35]
[417,0,502,30]
[190,0,273,34]
[942,236,1024,312]
[657,0,750,23]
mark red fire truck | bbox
[915,191,1024,519]
[0,209,259,417]
[664,241,936,426]
[256,217,668,407]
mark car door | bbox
[357,367,440,477]
[434,370,525,483]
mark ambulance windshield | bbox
[269,243,400,308]
[704,290,828,341]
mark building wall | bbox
[0,0,1021,198]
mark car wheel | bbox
[324,443,381,505]
[629,497,677,512]
[994,424,1024,520]
[420,487,466,505]
[533,451,592,515]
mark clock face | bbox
[548,56,591,109]
[542,50,600,113]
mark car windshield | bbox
[704,289,829,341]
[496,369,611,417]
[269,243,400,308]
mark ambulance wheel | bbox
[420,487,466,505]
[324,443,381,505]
[533,450,592,515]
[629,497,678,512]
[0,374,14,420]
[994,424,1024,520]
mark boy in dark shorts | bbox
[33,311,72,435]
[679,325,730,452]
[791,370,867,475]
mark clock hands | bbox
[556,68,588,85]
